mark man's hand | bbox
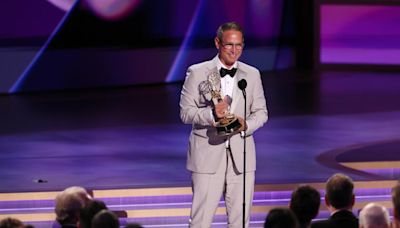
[214,96,229,118]
[236,116,247,132]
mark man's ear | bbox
[394,207,399,220]
[351,194,355,207]
[325,195,331,207]
[215,37,220,49]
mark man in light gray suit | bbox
[180,22,268,228]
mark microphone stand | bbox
[239,82,247,228]
[243,92,247,228]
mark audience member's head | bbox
[325,173,355,211]
[55,186,92,226]
[91,210,119,228]
[290,185,321,227]
[0,217,24,228]
[392,182,400,226]
[264,208,299,228]
[359,203,390,228]
[124,223,144,228]
[78,200,107,228]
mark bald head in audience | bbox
[55,186,92,227]
[359,203,390,228]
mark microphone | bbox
[238,79,247,96]
[238,79,247,90]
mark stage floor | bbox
[1,70,400,193]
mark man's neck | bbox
[329,207,352,215]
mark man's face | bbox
[215,29,244,67]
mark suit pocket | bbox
[192,129,208,138]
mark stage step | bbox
[0,181,396,228]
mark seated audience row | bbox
[265,173,400,228]
[2,177,400,228]
[53,186,142,228]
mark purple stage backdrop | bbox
[1,0,286,93]
[5,0,400,93]
[0,0,66,40]
[0,0,67,93]
[319,3,400,65]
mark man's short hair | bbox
[325,173,354,209]
[359,203,390,228]
[392,182,400,219]
[79,200,107,228]
[290,185,321,225]
[264,208,299,228]
[0,217,24,228]
[216,22,244,42]
[55,186,92,225]
[91,210,119,228]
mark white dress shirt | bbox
[216,58,238,147]
[216,58,237,101]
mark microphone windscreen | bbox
[238,79,247,90]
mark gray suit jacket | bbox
[180,56,268,174]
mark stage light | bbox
[46,0,75,11]
[85,0,141,21]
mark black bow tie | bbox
[220,67,237,78]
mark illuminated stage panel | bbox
[320,4,400,65]
[10,0,285,93]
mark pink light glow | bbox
[85,0,141,21]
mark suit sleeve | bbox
[180,67,215,126]
[246,71,268,135]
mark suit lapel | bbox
[231,66,246,113]
[206,59,220,95]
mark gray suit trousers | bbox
[189,148,255,228]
